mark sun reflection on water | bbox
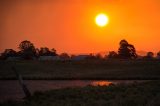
[91,81,112,86]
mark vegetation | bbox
[0,39,160,60]
[107,51,118,59]
[18,40,37,59]
[0,60,160,80]
[145,52,154,59]
[0,49,18,60]
[39,47,57,56]
[118,39,137,59]
[0,39,160,105]
[1,81,160,106]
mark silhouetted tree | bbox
[71,54,76,59]
[0,54,3,60]
[107,51,118,59]
[157,51,160,60]
[59,53,70,60]
[145,52,154,59]
[87,53,96,59]
[39,47,49,56]
[118,39,137,59]
[19,40,37,59]
[39,47,57,56]
[35,48,40,56]
[1,49,18,59]
[95,53,103,59]
[50,48,57,56]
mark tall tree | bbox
[118,39,137,59]
[19,40,36,59]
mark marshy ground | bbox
[1,81,160,106]
[0,60,160,105]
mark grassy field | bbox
[1,81,160,106]
[0,60,160,80]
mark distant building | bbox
[39,56,60,61]
[71,55,89,61]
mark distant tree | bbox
[107,51,118,59]
[145,52,154,59]
[87,53,96,59]
[19,40,37,59]
[118,39,137,59]
[157,51,160,60]
[71,54,76,59]
[95,53,103,59]
[1,49,17,59]
[39,47,49,56]
[59,53,70,60]
[0,53,2,60]
[39,47,57,56]
[35,48,40,56]
[19,40,35,51]
[50,48,57,56]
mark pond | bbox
[0,80,149,102]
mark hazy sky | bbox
[0,0,160,54]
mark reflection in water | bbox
[0,80,149,101]
[91,81,112,86]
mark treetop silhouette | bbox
[118,39,137,59]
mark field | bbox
[0,60,160,80]
[1,81,160,106]
[1,60,160,105]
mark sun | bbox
[95,13,109,27]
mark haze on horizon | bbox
[0,0,160,54]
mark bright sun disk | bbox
[95,13,109,27]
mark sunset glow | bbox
[0,0,160,54]
[0,1,160,103]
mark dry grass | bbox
[0,60,160,80]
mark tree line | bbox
[0,40,57,60]
[0,40,160,60]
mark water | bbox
[0,80,149,102]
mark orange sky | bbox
[0,0,160,54]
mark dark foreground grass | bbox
[1,81,160,106]
[0,60,160,80]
